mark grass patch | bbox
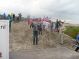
[64,26,79,39]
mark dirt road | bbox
[10,47,79,59]
[10,21,79,59]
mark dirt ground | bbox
[10,47,79,59]
[10,21,75,52]
[9,21,79,59]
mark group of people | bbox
[0,13,22,22]
[50,19,63,32]
[29,18,79,52]
[29,19,63,45]
[1,13,79,52]
[8,13,22,32]
[0,13,22,32]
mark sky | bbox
[0,0,79,24]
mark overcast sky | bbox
[0,0,79,24]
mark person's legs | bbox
[33,35,36,45]
[33,31,35,45]
[40,28,42,35]
[56,27,59,33]
[9,21,12,32]
[58,28,59,33]
[36,35,38,45]
[75,47,79,52]
[35,31,38,45]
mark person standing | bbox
[37,22,42,35]
[75,32,79,52]
[13,14,15,21]
[7,14,12,32]
[50,22,53,31]
[55,19,61,32]
[32,23,39,45]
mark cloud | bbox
[0,0,79,24]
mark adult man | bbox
[13,14,15,21]
[55,19,61,32]
[32,22,39,45]
[7,14,12,32]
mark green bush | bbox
[64,26,79,39]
